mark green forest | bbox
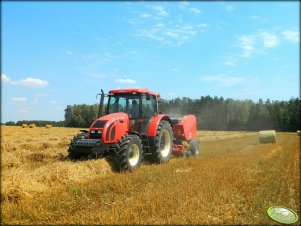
[62,96,300,132]
[4,96,300,132]
[160,96,300,131]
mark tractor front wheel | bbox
[107,134,143,172]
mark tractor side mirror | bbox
[158,99,162,104]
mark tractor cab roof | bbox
[109,88,160,97]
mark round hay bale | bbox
[45,124,52,128]
[297,130,300,136]
[182,141,189,150]
[259,130,276,144]
[21,124,28,128]
[29,124,36,128]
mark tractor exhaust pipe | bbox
[97,89,105,118]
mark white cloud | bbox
[140,13,151,18]
[166,31,179,38]
[179,3,202,15]
[156,23,165,28]
[127,19,140,25]
[239,35,256,58]
[260,32,279,48]
[197,23,209,28]
[115,78,136,84]
[2,74,49,88]
[1,73,11,82]
[179,2,190,10]
[50,101,57,104]
[172,68,179,72]
[10,77,49,88]
[19,107,30,114]
[225,5,234,11]
[11,97,28,102]
[224,57,236,67]
[190,8,202,14]
[199,74,246,86]
[249,15,260,20]
[66,51,73,55]
[282,30,299,43]
[135,23,199,46]
[131,4,208,46]
[238,31,280,58]
[151,6,168,17]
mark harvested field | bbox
[1,126,300,225]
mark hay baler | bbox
[68,88,199,171]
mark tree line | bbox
[4,120,65,127]
[4,96,300,132]
[64,104,99,128]
[62,96,300,132]
[159,96,300,131]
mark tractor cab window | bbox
[139,94,157,134]
[107,94,140,117]
[107,95,127,114]
[129,99,139,119]
[142,94,157,118]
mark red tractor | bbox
[68,88,199,171]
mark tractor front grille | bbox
[74,139,102,147]
[89,131,102,139]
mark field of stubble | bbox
[1,126,300,225]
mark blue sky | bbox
[2,1,300,122]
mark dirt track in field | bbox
[1,126,300,225]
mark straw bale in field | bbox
[259,130,276,144]
[29,124,36,128]
[182,141,189,150]
[21,124,28,128]
[45,124,52,128]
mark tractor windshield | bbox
[107,94,140,117]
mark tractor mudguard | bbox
[147,114,171,137]
[89,112,130,144]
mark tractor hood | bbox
[95,112,129,124]
[89,112,130,144]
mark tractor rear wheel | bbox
[107,134,143,172]
[149,120,173,164]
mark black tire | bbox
[188,140,199,156]
[68,132,88,160]
[149,120,173,164]
[107,134,143,172]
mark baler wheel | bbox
[188,140,199,156]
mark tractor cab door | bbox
[139,94,157,134]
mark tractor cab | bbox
[104,88,160,133]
